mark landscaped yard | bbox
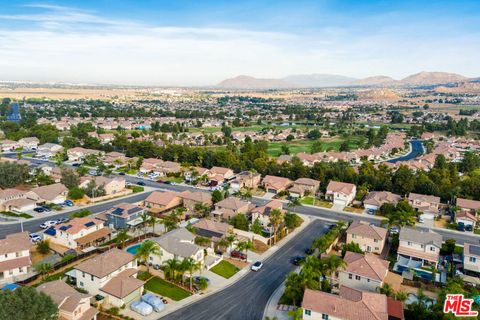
[0,211,33,219]
[300,197,333,208]
[210,260,240,279]
[343,206,364,214]
[144,277,192,301]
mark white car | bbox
[418,217,425,223]
[29,233,42,243]
[40,220,57,229]
[251,261,263,271]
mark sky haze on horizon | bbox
[0,0,479,86]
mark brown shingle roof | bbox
[327,181,356,195]
[344,252,389,281]
[100,268,144,299]
[0,232,31,255]
[75,248,135,278]
[347,221,387,241]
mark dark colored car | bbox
[458,222,465,232]
[42,206,52,212]
[64,200,74,207]
[71,163,80,167]
[137,181,145,186]
[466,224,473,232]
[164,181,172,185]
[33,207,45,213]
[305,248,314,255]
[291,256,306,266]
[230,250,247,260]
[118,172,125,176]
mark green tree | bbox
[0,286,58,320]
[211,190,223,203]
[251,218,263,235]
[34,262,53,280]
[60,167,80,189]
[68,187,85,200]
[163,258,181,282]
[135,240,160,272]
[236,240,254,261]
[36,240,50,255]
[269,208,284,245]
[287,198,301,214]
[115,229,129,249]
[0,162,30,189]
[230,214,249,231]
[182,257,202,291]
[341,241,363,257]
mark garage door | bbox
[334,199,347,206]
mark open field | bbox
[267,136,363,157]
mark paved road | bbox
[161,220,330,320]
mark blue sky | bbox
[0,0,479,85]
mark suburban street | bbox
[161,219,329,320]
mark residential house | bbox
[0,139,19,152]
[302,286,404,320]
[18,137,40,150]
[184,167,210,182]
[0,232,31,284]
[0,189,28,211]
[37,143,64,158]
[325,181,357,206]
[150,228,204,267]
[396,227,442,272]
[180,191,212,215]
[250,200,284,231]
[463,243,480,274]
[79,176,126,196]
[27,183,68,204]
[37,280,99,320]
[346,221,387,254]
[194,219,233,242]
[102,152,136,169]
[455,198,480,229]
[289,178,320,198]
[140,158,181,176]
[143,191,186,214]
[210,166,235,180]
[212,196,253,221]
[363,191,402,212]
[229,171,261,192]
[74,249,144,307]
[102,203,145,230]
[408,193,441,220]
[67,147,104,162]
[3,198,36,213]
[338,252,389,292]
[43,217,111,251]
[262,175,293,194]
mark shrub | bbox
[68,187,84,200]
[36,240,50,254]
[70,209,91,218]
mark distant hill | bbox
[282,74,357,87]
[350,76,397,86]
[357,89,400,101]
[400,71,468,85]
[435,81,480,93]
[216,75,293,89]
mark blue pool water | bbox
[126,244,141,255]
[388,139,424,163]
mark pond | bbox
[387,139,424,163]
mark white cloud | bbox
[0,4,478,85]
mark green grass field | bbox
[144,277,192,301]
[210,260,240,279]
[267,136,363,157]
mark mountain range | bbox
[216,71,473,89]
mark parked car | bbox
[389,226,400,234]
[466,224,473,232]
[193,276,210,284]
[137,181,145,186]
[118,172,125,176]
[29,233,42,243]
[458,222,466,232]
[71,163,80,167]
[418,217,425,223]
[230,250,247,260]
[251,261,263,271]
[130,300,153,316]
[42,206,52,212]
[141,293,165,312]
[56,217,69,224]
[291,256,305,266]
[33,207,45,213]
[64,200,74,207]
[305,248,314,255]
[40,221,57,229]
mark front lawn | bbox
[0,211,33,219]
[210,260,240,279]
[299,198,332,208]
[144,277,191,301]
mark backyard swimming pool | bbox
[127,243,141,255]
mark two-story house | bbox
[463,243,480,275]
[79,177,126,196]
[289,178,320,198]
[346,221,387,254]
[338,252,389,292]
[325,181,357,206]
[67,147,104,162]
[74,249,144,307]
[36,143,64,158]
[150,228,204,267]
[0,232,31,284]
[143,191,187,214]
[302,287,404,320]
[37,280,99,320]
[455,198,480,229]
[250,200,284,232]
[408,193,440,220]
[363,191,402,212]
[229,171,261,192]
[396,227,442,273]
[102,203,145,230]
[18,137,40,151]
[212,196,253,221]
[180,191,212,216]
[43,217,111,251]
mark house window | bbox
[407,241,412,246]
[367,279,370,282]
[82,272,85,278]
[321,314,328,319]
[19,267,23,273]
[305,309,311,316]
[9,270,13,275]
[374,239,378,243]
[79,282,84,287]
[16,252,22,257]
[430,247,435,252]
[91,275,94,281]
[420,244,424,249]
[352,234,357,239]
[469,257,477,263]
[349,273,353,279]
[355,275,361,280]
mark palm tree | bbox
[148,215,159,235]
[115,229,129,249]
[140,212,151,238]
[288,308,303,320]
[269,208,284,245]
[377,283,394,297]
[182,257,202,291]
[395,290,408,302]
[287,198,301,214]
[236,240,255,261]
[36,240,50,254]
[135,240,160,272]
[161,218,177,232]
[163,258,181,282]
[34,263,53,280]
